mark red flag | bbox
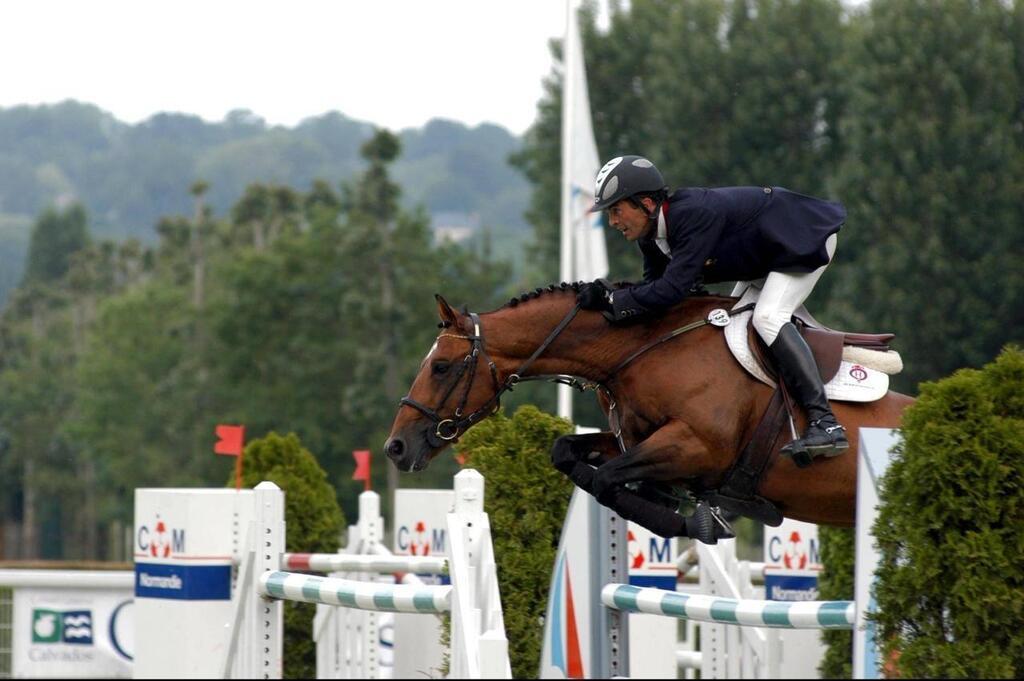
[352,450,371,491]
[214,425,245,456]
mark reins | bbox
[603,302,755,379]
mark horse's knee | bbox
[552,434,610,472]
[550,436,580,473]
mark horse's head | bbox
[384,294,506,472]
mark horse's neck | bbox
[480,295,735,382]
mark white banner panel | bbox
[133,488,254,678]
[11,582,133,678]
[392,488,453,680]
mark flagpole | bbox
[558,0,577,422]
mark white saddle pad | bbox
[724,309,890,403]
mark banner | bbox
[763,518,822,601]
[12,585,133,678]
[558,0,607,421]
[560,0,607,284]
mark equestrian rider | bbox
[576,155,848,458]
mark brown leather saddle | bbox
[752,311,895,384]
[697,315,896,526]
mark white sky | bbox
[0,0,574,135]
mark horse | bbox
[384,284,913,542]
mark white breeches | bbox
[730,233,838,345]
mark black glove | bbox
[577,279,614,312]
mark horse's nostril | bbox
[386,438,405,460]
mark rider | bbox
[577,155,848,458]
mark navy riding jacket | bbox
[610,186,846,319]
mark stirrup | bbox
[781,420,848,468]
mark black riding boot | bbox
[768,323,848,460]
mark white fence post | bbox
[253,481,285,680]
[447,469,511,679]
[220,474,508,680]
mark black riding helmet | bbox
[590,155,668,212]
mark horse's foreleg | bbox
[591,419,711,504]
[583,421,732,543]
[551,433,676,509]
[550,432,619,473]
[550,430,730,542]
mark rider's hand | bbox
[577,280,613,312]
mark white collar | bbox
[654,209,671,257]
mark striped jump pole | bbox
[602,584,855,630]
[282,552,447,575]
[257,570,451,613]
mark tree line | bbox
[1,0,1022,560]
[514,0,1023,391]
[0,131,513,559]
[0,103,532,304]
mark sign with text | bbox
[133,488,254,678]
[626,523,678,589]
[12,585,133,678]
[391,488,453,680]
[393,489,454,561]
[763,518,821,601]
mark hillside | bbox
[0,100,532,302]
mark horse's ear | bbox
[435,294,460,327]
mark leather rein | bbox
[399,301,756,451]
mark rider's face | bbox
[606,198,655,241]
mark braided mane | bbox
[436,279,712,328]
[504,281,587,308]
[503,279,710,309]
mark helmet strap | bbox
[632,196,663,229]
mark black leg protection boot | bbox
[768,323,848,462]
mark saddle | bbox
[750,312,895,385]
[699,312,897,526]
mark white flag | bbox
[560,0,608,284]
[558,0,607,421]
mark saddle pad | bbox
[724,309,889,402]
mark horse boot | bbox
[686,502,736,545]
[768,323,848,467]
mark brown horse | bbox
[384,285,913,541]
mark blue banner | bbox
[135,563,231,600]
[764,573,819,601]
[629,574,676,590]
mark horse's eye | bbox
[432,361,451,376]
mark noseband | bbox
[399,306,582,448]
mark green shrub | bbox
[818,525,855,678]
[232,431,345,679]
[872,346,1024,678]
[455,405,575,679]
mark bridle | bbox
[399,306,583,448]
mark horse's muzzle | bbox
[384,435,428,472]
